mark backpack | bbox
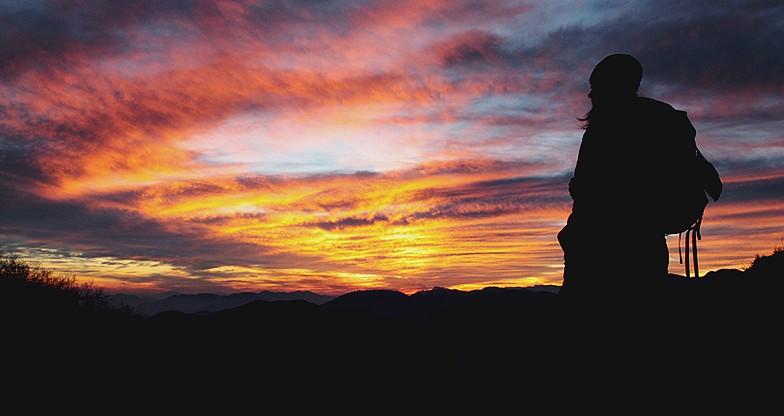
[662,148,722,278]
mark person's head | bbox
[587,53,643,105]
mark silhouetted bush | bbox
[0,255,131,326]
[745,244,784,273]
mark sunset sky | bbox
[1,0,782,296]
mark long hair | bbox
[577,92,638,130]
[577,108,593,130]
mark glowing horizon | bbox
[1,1,782,296]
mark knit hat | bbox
[589,53,643,94]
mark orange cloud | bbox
[67,160,566,294]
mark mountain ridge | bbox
[6,247,781,398]
[107,289,336,316]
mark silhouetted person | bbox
[558,53,699,307]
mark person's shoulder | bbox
[636,96,691,122]
[636,97,695,143]
[636,96,677,112]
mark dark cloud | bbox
[0,0,203,79]
[636,16,783,94]
[191,212,267,226]
[406,174,569,222]
[0,138,50,187]
[137,180,233,201]
[0,182,275,273]
[719,173,784,205]
[434,30,506,67]
[412,159,530,176]
[308,214,390,231]
[528,1,784,95]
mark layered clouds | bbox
[1,0,782,295]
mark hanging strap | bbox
[693,217,702,277]
[684,228,691,278]
[678,231,683,269]
[679,217,703,278]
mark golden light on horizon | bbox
[28,157,567,295]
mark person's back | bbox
[571,96,696,227]
[559,54,696,305]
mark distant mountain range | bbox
[108,284,561,317]
[107,242,784,320]
[107,289,337,316]
[105,244,782,319]
[7,247,781,400]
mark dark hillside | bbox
[3,247,781,399]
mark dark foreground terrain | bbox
[4,249,782,406]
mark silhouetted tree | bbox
[0,255,131,326]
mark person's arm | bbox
[674,110,697,154]
[569,132,593,201]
